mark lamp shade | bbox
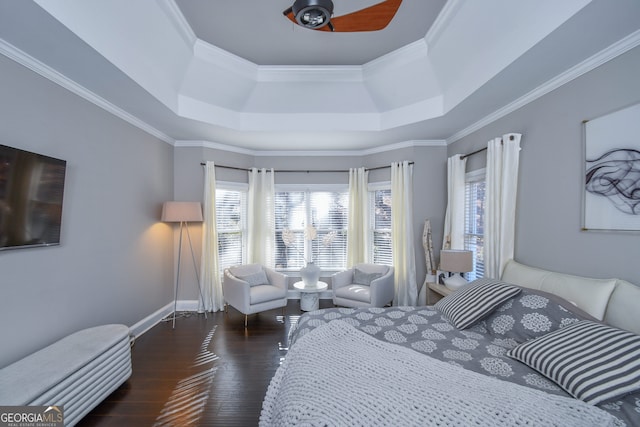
[440,249,473,273]
[161,202,203,223]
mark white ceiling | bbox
[0,0,639,153]
[174,0,447,66]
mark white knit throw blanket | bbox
[260,320,618,427]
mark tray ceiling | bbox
[0,0,639,152]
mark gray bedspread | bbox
[289,288,640,426]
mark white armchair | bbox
[223,264,288,327]
[332,263,395,308]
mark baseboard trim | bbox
[129,302,174,338]
[130,296,335,338]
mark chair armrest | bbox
[264,267,288,291]
[332,269,354,291]
[369,266,395,307]
[370,266,394,285]
[222,270,251,312]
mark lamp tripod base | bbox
[172,221,208,328]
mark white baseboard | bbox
[129,302,174,338]
[176,300,202,311]
[129,300,205,338]
[129,295,333,338]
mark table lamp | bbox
[439,249,473,290]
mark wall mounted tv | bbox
[0,144,67,251]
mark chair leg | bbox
[244,314,248,329]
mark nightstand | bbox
[426,282,454,305]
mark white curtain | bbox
[442,154,467,250]
[485,133,522,279]
[247,168,275,267]
[347,167,369,267]
[391,161,417,306]
[200,162,224,312]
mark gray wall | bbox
[0,55,175,367]
[172,144,447,298]
[6,21,634,370]
[448,45,640,285]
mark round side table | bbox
[293,280,328,311]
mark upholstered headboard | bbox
[501,259,640,335]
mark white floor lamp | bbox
[162,201,208,328]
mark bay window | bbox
[275,186,348,271]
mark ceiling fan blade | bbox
[330,0,402,32]
[283,0,402,32]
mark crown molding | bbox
[363,39,429,75]
[361,139,446,156]
[193,39,258,79]
[425,0,464,49]
[174,140,256,156]
[158,0,197,48]
[175,139,446,157]
[257,65,364,83]
[447,28,640,144]
[0,39,174,144]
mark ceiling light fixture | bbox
[283,0,335,31]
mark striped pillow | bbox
[435,279,522,329]
[507,320,640,405]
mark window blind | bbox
[216,189,246,274]
[274,190,348,270]
[464,178,485,280]
[370,188,393,266]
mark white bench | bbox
[0,324,132,426]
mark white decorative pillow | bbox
[435,279,522,329]
[236,269,269,287]
[507,320,640,405]
[353,268,382,286]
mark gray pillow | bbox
[353,268,382,286]
[481,287,597,343]
[236,269,269,287]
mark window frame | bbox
[368,181,393,266]
[464,168,486,281]
[215,181,248,274]
[274,183,349,273]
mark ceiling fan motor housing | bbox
[292,0,334,29]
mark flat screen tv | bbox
[0,144,67,251]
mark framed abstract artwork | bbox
[582,102,640,231]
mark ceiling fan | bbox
[282,0,403,32]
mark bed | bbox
[260,260,640,426]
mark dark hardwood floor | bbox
[78,299,334,427]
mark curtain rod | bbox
[198,162,414,173]
[460,135,514,160]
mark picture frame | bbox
[582,102,640,232]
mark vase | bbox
[300,262,321,287]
